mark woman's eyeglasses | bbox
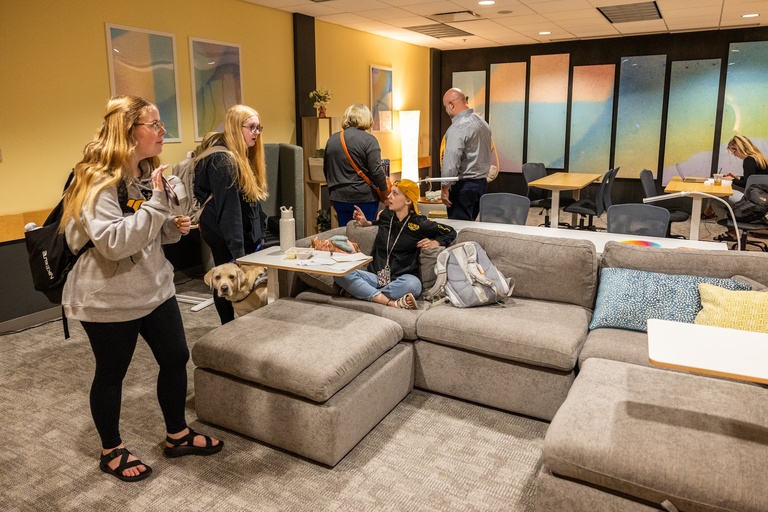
[135,120,166,132]
[161,176,180,207]
[242,124,264,135]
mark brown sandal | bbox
[394,293,418,310]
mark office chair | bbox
[563,167,619,230]
[607,204,670,238]
[521,162,574,227]
[478,193,530,225]
[639,169,689,238]
[717,174,768,251]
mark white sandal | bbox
[394,293,418,310]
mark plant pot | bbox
[308,157,325,182]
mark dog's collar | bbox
[231,272,267,303]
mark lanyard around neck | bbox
[384,213,410,267]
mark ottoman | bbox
[192,298,412,466]
[537,358,768,512]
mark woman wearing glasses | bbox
[194,104,269,324]
[61,96,222,482]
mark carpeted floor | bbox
[0,278,548,512]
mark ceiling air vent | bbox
[598,1,662,24]
[406,24,474,39]
[429,11,481,23]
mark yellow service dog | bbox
[203,263,268,317]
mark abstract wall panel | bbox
[489,62,526,173]
[452,71,487,120]
[569,64,615,174]
[527,54,569,168]
[614,55,666,179]
[718,41,768,174]
[662,59,721,184]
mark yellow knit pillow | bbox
[695,283,768,333]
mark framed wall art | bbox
[106,24,182,141]
[370,65,393,132]
[190,38,242,141]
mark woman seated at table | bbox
[334,179,456,309]
[711,135,768,241]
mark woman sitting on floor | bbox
[334,179,456,309]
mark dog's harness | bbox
[231,271,268,303]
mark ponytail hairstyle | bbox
[222,105,268,202]
[61,95,159,232]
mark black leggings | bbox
[81,297,189,449]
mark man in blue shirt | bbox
[440,88,493,220]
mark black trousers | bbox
[448,178,488,220]
[81,297,189,449]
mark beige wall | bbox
[0,0,295,215]
[0,2,431,216]
[315,22,431,174]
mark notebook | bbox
[675,163,707,183]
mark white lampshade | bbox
[399,110,420,182]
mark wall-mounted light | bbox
[399,111,420,182]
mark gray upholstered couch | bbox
[283,223,768,511]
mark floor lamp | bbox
[644,191,741,251]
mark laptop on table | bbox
[675,163,707,183]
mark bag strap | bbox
[339,130,375,187]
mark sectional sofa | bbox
[193,223,768,511]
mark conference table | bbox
[648,319,768,384]
[664,177,733,240]
[527,172,603,229]
[439,218,727,253]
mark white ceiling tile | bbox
[612,19,670,35]
[545,8,605,21]
[387,16,440,27]
[529,0,594,15]
[360,7,422,20]
[316,13,373,24]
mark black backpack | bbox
[731,183,768,224]
[24,173,129,337]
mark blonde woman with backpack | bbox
[61,95,223,482]
[194,105,269,324]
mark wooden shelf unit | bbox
[301,116,341,236]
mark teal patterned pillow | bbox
[590,268,752,332]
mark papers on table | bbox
[294,251,371,267]
[330,251,370,262]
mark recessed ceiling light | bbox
[742,13,759,18]
[538,31,551,35]
[478,1,495,5]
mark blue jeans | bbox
[334,270,422,302]
[333,201,379,228]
